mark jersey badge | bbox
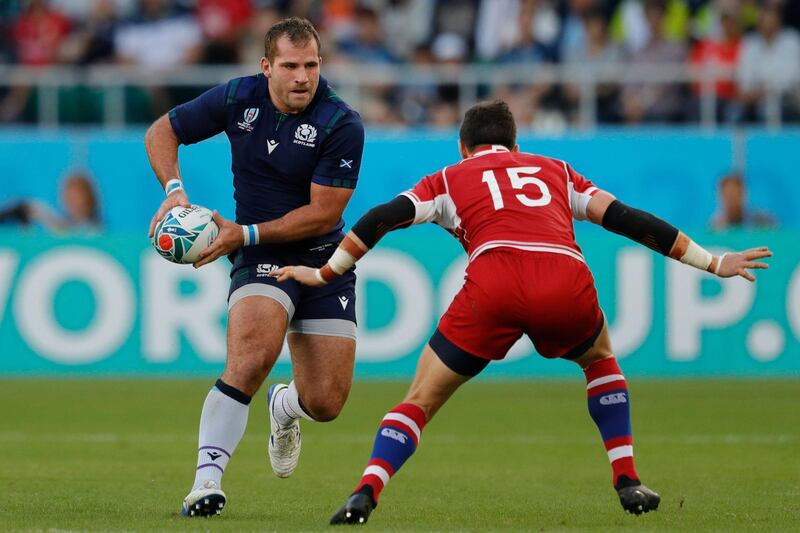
[237,108,260,132]
[340,159,353,168]
[267,139,279,154]
[294,124,317,147]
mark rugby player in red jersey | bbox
[272,100,771,524]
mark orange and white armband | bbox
[315,233,368,285]
[668,233,721,274]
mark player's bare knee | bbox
[303,396,344,422]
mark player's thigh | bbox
[571,319,614,369]
[287,268,358,419]
[287,332,356,421]
[224,296,289,393]
[403,343,472,421]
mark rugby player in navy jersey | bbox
[144,17,365,517]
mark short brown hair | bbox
[459,100,517,152]
[264,17,321,62]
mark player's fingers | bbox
[276,271,295,282]
[148,215,158,237]
[193,249,219,269]
[744,249,772,260]
[271,266,291,278]
[743,261,769,270]
[211,210,225,226]
[739,268,756,282]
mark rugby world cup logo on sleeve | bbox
[237,108,260,132]
[293,124,317,147]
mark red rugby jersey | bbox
[401,145,599,263]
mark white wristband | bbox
[164,178,183,196]
[679,240,713,271]
[327,247,357,275]
[314,269,327,285]
[714,253,728,275]
[242,224,260,246]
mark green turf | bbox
[2,379,799,532]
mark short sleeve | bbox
[400,170,456,227]
[564,162,599,221]
[168,83,227,145]
[311,118,365,189]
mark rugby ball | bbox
[152,205,219,264]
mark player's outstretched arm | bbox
[585,190,772,282]
[272,195,416,286]
[145,114,190,236]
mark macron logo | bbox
[338,296,349,310]
[267,140,279,154]
[599,393,627,406]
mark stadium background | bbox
[1,0,798,531]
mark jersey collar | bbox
[470,145,511,158]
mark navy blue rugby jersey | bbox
[168,74,364,258]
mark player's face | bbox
[262,36,321,114]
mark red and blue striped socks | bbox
[584,357,639,488]
[354,403,427,503]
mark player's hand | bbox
[148,190,190,237]
[271,266,326,287]
[715,247,772,282]
[193,211,244,268]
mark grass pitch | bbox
[2,379,799,532]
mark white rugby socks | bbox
[271,380,315,426]
[192,379,250,491]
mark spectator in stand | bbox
[432,0,479,57]
[688,4,742,122]
[0,0,71,122]
[59,0,121,65]
[563,7,623,124]
[368,0,434,61]
[114,0,203,118]
[114,0,202,69]
[560,0,601,62]
[474,0,523,61]
[337,6,397,63]
[238,5,282,66]
[498,0,560,63]
[429,32,469,127]
[619,0,686,123]
[196,0,253,64]
[711,172,776,230]
[0,170,102,233]
[735,2,800,122]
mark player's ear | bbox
[458,139,469,159]
[260,57,271,78]
[512,144,520,152]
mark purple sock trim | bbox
[198,445,231,458]
[196,463,224,473]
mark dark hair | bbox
[264,17,321,62]
[459,100,517,152]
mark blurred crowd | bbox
[0,0,799,126]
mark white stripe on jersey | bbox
[468,240,585,263]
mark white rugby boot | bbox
[181,480,226,517]
[267,383,302,478]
